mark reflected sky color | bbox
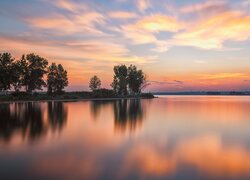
[1,0,250,91]
[1,96,250,179]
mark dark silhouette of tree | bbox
[22,53,48,94]
[47,63,68,94]
[111,64,148,95]
[89,75,101,91]
[127,65,147,94]
[0,53,15,91]
[111,65,128,95]
[12,55,27,92]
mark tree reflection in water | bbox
[114,99,144,133]
[91,99,146,133]
[0,102,67,143]
[47,102,67,131]
[91,100,113,121]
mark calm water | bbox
[1,96,250,179]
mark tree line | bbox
[0,52,147,96]
[0,53,68,94]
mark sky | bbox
[1,0,250,92]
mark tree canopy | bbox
[47,63,68,94]
[127,65,146,94]
[23,53,48,93]
[0,53,15,91]
[0,52,69,94]
[111,64,147,95]
[111,65,128,95]
[89,75,101,91]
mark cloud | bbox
[198,73,250,80]
[130,14,183,33]
[24,0,105,36]
[180,0,227,14]
[136,0,151,12]
[173,11,250,50]
[148,80,184,86]
[120,13,182,51]
[25,12,105,35]
[174,80,184,84]
[51,0,87,12]
[108,11,137,19]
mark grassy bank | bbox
[0,91,155,102]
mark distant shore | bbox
[154,91,250,96]
[0,92,155,103]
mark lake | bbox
[0,96,250,179]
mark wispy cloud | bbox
[108,11,137,19]
[180,0,227,14]
[173,11,250,50]
[25,12,105,35]
[148,80,184,86]
[198,73,250,80]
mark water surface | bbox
[1,96,250,179]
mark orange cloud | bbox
[124,14,182,33]
[121,14,182,51]
[174,11,250,49]
[26,12,105,35]
[51,0,87,12]
[198,73,250,80]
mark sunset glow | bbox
[1,0,250,91]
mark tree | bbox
[47,63,68,94]
[89,75,101,91]
[12,55,27,92]
[0,53,15,91]
[22,53,48,94]
[127,65,147,94]
[111,65,128,95]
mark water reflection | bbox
[0,102,67,143]
[91,99,145,133]
[113,100,144,133]
[1,97,250,179]
[47,102,67,131]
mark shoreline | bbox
[0,95,156,104]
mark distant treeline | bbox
[154,91,250,95]
[0,52,150,98]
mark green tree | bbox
[127,65,147,94]
[111,65,128,95]
[47,63,68,94]
[0,53,15,91]
[22,53,48,94]
[89,75,101,91]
